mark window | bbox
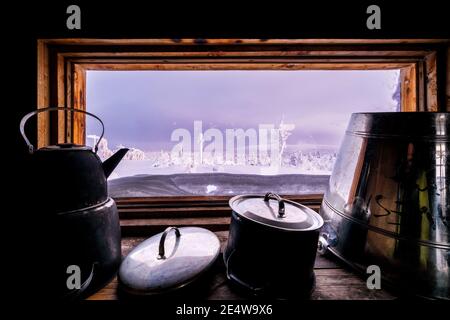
[86,70,400,197]
[36,38,447,214]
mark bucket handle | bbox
[19,107,105,154]
[264,192,285,217]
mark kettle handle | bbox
[20,107,105,154]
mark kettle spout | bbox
[102,148,129,178]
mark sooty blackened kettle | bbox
[20,107,128,300]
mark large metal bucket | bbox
[319,112,449,299]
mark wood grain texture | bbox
[425,53,438,111]
[41,38,450,46]
[56,53,66,143]
[447,47,450,111]
[37,40,50,148]
[77,62,413,71]
[59,50,431,58]
[116,195,322,236]
[120,217,231,235]
[400,64,418,111]
[72,64,86,145]
[87,233,395,300]
[115,194,323,204]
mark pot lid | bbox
[229,193,323,231]
[118,226,220,295]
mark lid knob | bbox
[264,192,285,218]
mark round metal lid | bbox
[230,193,323,231]
[118,226,220,295]
[40,143,92,151]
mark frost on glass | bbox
[86,70,400,197]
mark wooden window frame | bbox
[36,38,449,233]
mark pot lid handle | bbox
[157,227,181,260]
[19,107,105,154]
[264,192,285,218]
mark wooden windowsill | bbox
[115,194,323,236]
[87,231,396,300]
[88,196,396,300]
[86,195,400,300]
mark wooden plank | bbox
[37,40,50,148]
[65,60,73,143]
[86,279,119,300]
[79,62,412,71]
[120,217,232,235]
[119,206,231,219]
[42,38,450,46]
[59,50,432,58]
[86,234,393,300]
[115,194,323,204]
[417,61,426,111]
[56,53,66,143]
[447,47,450,111]
[118,205,321,218]
[120,217,231,227]
[73,58,419,64]
[425,52,438,111]
[400,64,418,111]
[312,270,395,300]
[119,205,231,213]
[115,195,323,215]
[87,272,395,301]
[86,270,395,300]
[116,199,322,208]
[115,195,322,227]
[72,64,86,144]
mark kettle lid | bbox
[40,143,92,152]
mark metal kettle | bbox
[20,107,128,299]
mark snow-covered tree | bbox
[277,116,295,166]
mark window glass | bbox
[86,70,400,197]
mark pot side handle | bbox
[225,250,265,295]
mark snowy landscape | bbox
[87,134,335,197]
[86,69,400,197]
[107,172,330,197]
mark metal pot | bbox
[20,107,129,299]
[224,192,324,298]
[319,112,449,299]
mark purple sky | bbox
[86,70,399,151]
